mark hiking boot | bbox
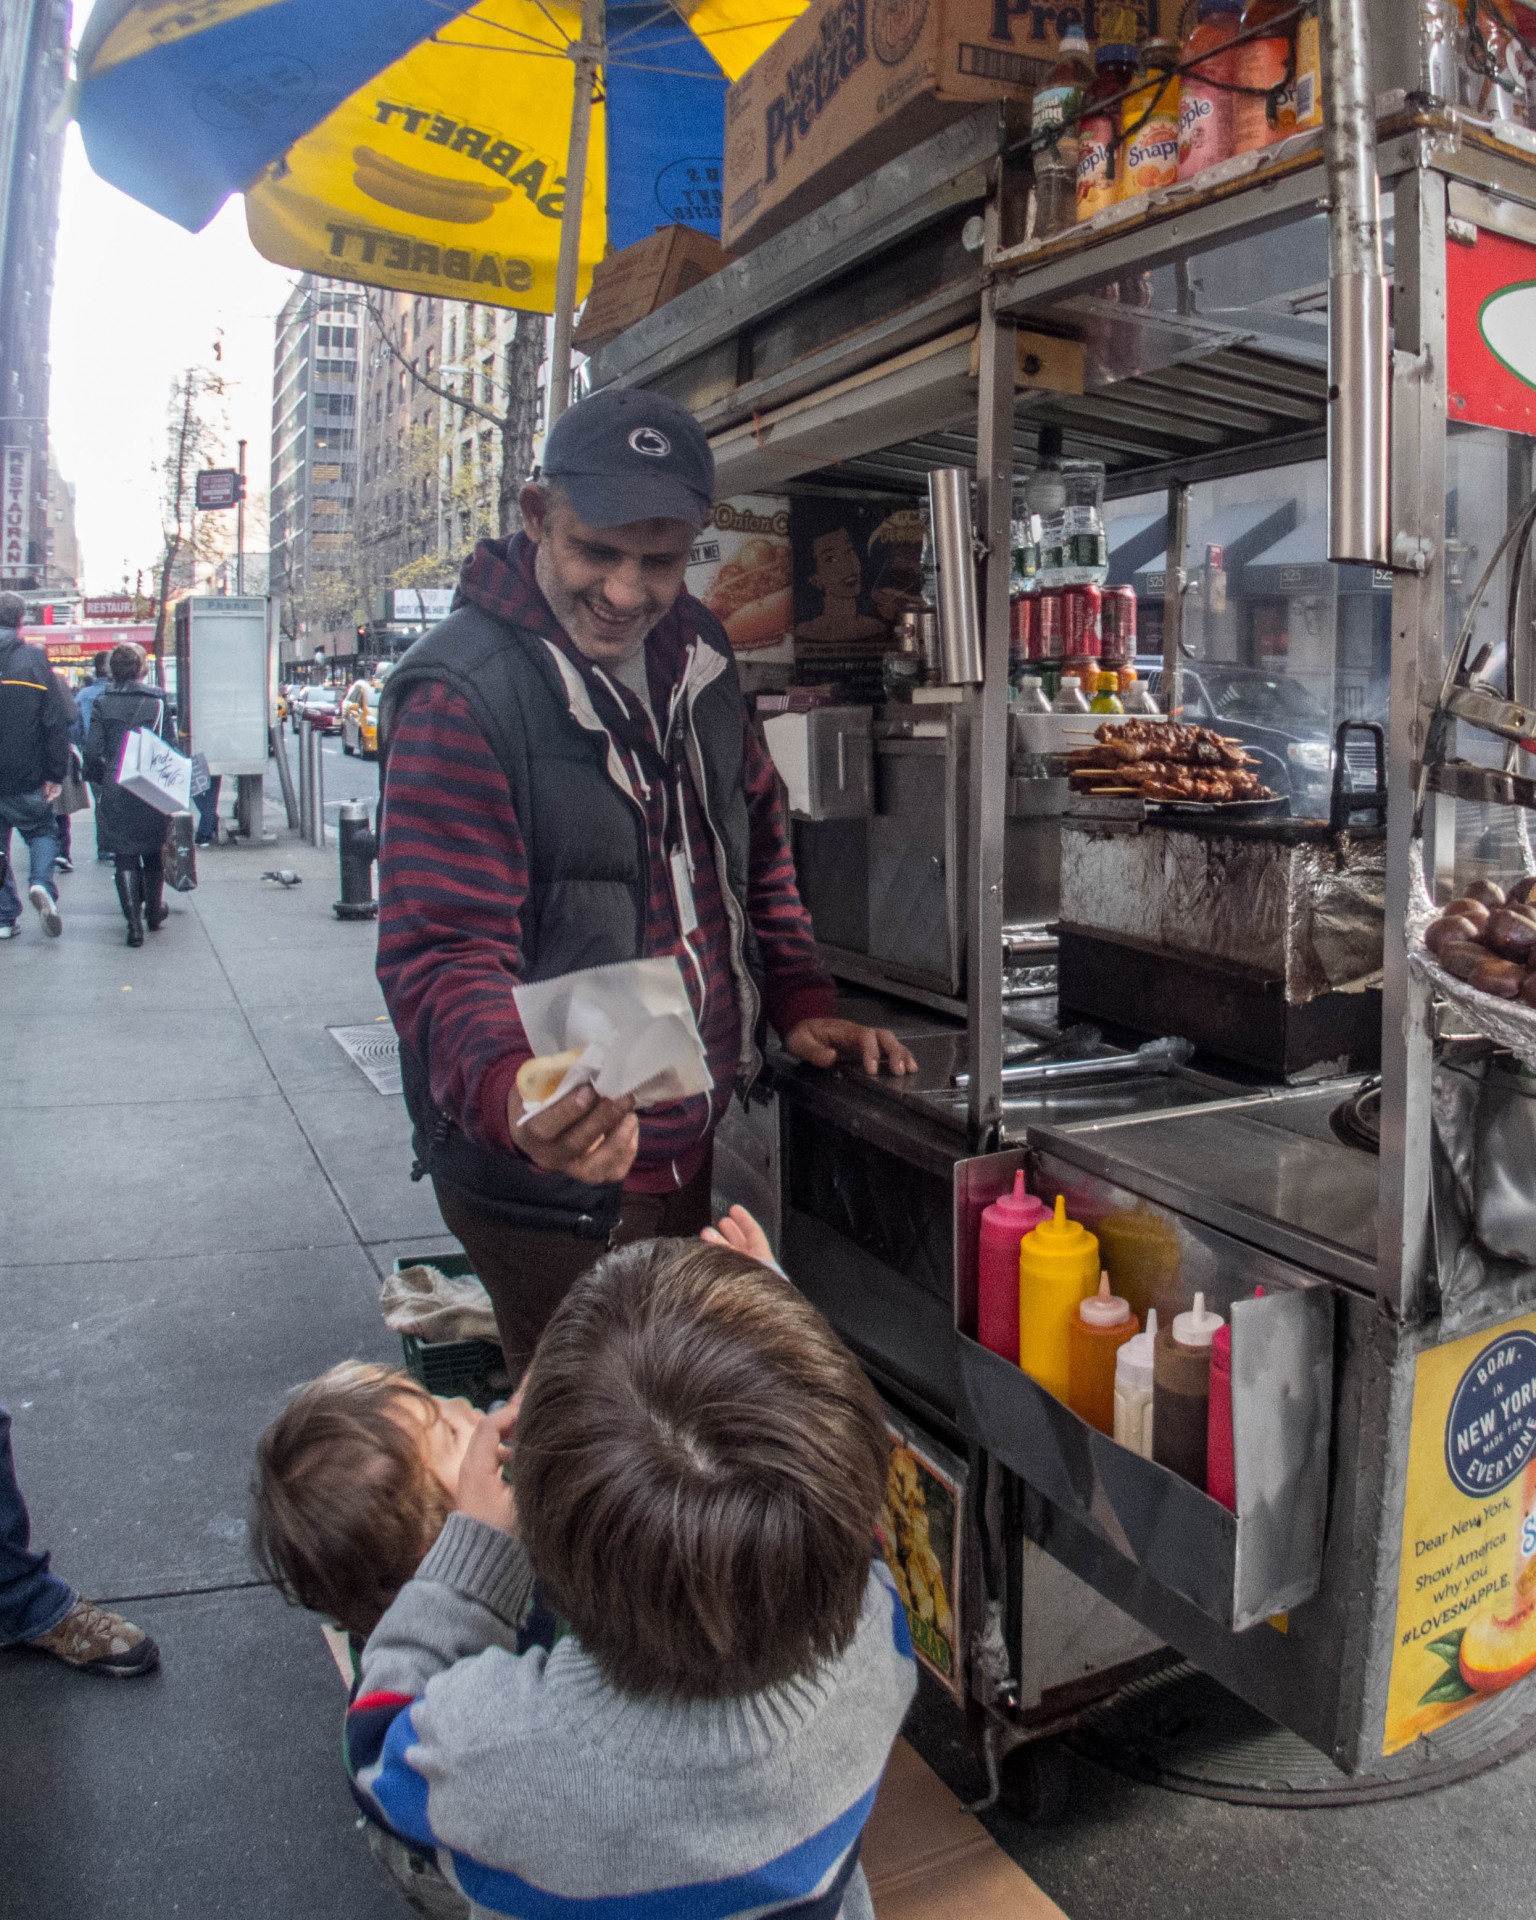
[26,1600,160,1677]
[28,883,61,937]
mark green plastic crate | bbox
[395,1253,508,1408]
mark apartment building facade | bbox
[269,276,361,659]
[0,0,69,592]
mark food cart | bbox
[590,0,1536,1795]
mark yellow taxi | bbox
[341,679,382,758]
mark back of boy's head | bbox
[251,1361,452,1638]
[514,1237,889,1701]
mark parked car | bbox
[1135,659,1338,813]
[290,685,341,735]
[341,679,381,757]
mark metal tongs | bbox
[953,1033,1194,1091]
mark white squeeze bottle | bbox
[1114,1307,1157,1458]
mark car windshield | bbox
[1205,672,1327,727]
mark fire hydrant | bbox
[334,800,378,921]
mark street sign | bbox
[1,446,31,578]
[390,586,453,623]
[196,467,243,510]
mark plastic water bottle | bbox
[1033,24,1094,239]
[1059,458,1109,586]
[1027,426,1068,591]
[1052,673,1090,714]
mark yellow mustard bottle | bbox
[1018,1195,1102,1401]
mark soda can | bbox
[1035,590,1065,661]
[1061,582,1102,659]
[1100,583,1138,664]
[1010,593,1037,669]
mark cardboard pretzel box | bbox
[723,0,1173,256]
[573,225,735,353]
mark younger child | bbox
[251,1361,480,1639]
[348,1235,917,1920]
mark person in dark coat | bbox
[84,643,173,947]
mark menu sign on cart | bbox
[1383,1315,1536,1755]
[1446,224,1536,437]
[879,1410,965,1701]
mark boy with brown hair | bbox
[251,1362,480,1639]
[346,1236,917,1920]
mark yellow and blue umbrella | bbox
[75,0,803,315]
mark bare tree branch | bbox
[362,290,507,431]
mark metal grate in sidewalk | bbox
[328,1023,402,1095]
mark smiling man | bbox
[376,388,913,1374]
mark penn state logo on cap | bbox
[628,426,672,458]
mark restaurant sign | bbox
[1,446,30,578]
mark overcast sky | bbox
[49,1,295,593]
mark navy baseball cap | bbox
[540,388,714,530]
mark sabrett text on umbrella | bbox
[372,100,565,217]
[324,223,534,291]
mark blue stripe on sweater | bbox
[364,1702,881,1920]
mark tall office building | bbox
[356,288,444,596]
[0,0,69,592]
[270,275,360,659]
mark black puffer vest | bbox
[379,599,764,1236]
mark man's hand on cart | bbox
[508,1080,640,1185]
[785,1017,917,1078]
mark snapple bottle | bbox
[1077,20,1141,222]
[1234,0,1296,152]
[1121,39,1181,199]
[1179,0,1242,181]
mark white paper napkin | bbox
[512,956,712,1120]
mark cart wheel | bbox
[999,1739,1071,1826]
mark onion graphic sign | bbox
[1448,226,1536,434]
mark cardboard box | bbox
[572,225,734,352]
[864,1740,1068,1920]
[686,494,795,665]
[723,0,1172,254]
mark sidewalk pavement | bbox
[0,773,452,1918]
[4,768,1536,1920]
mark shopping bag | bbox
[116,725,193,815]
[163,809,198,893]
[52,746,90,815]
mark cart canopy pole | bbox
[548,0,603,429]
[1320,0,1389,565]
[966,279,1015,1145]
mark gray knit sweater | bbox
[347,1513,917,1919]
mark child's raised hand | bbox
[454,1400,520,1536]
[701,1204,779,1272]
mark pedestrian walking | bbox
[73,650,113,862]
[1,1404,159,1677]
[376,388,915,1378]
[0,588,73,941]
[84,642,173,948]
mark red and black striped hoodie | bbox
[376,533,834,1195]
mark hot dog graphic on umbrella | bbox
[352,145,511,224]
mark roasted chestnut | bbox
[1425,915,1484,955]
[1467,878,1508,908]
[1445,897,1492,928]
[1484,908,1536,962]
[1508,875,1536,907]
[1468,957,1526,999]
[1440,941,1493,980]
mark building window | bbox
[481,356,495,404]
[424,345,436,372]
[447,315,457,359]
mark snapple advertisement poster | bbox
[1384,1318,1536,1755]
